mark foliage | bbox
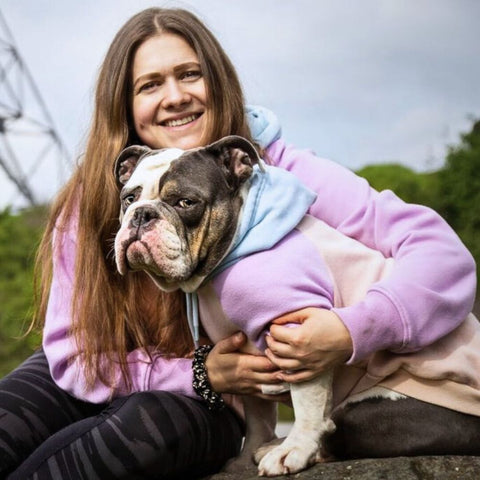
[435,121,480,267]
[356,163,439,207]
[0,206,46,376]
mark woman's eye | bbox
[138,81,160,93]
[181,70,201,81]
[177,198,194,208]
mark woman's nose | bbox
[161,78,190,108]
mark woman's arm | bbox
[269,140,476,363]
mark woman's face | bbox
[131,33,210,150]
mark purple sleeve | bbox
[212,230,335,351]
[42,214,196,403]
[268,140,476,362]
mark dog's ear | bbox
[114,145,151,187]
[206,136,261,188]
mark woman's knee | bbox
[111,390,243,451]
[107,391,244,476]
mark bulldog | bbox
[114,135,337,476]
[114,136,480,476]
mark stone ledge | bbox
[202,456,480,480]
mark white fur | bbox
[126,148,184,201]
[336,386,407,410]
[258,371,335,476]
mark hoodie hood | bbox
[246,105,282,149]
[212,162,316,276]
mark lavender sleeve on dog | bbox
[212,229,335,351]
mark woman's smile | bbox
[160,112,204,128]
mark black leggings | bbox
[0,349,244,479]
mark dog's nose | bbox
[131,206,159,229]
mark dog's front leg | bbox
[223,396,277,473]
[257,370,335,477]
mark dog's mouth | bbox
[115,237,149,275]
[160,112,203,128]
[115,230,194,286]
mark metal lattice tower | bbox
[0,10,70,207]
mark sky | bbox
[1,0,479,209]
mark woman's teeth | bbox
[164,114,199,127]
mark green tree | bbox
[0,207,45,376]
[356,163,439,206]
[435,120,480,267]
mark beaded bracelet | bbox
[192,345,225,411]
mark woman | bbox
[0,7,476,479]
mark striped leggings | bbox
[0,349,244,479]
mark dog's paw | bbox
[257,438,322,477]
[253,437,285,464]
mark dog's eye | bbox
[177,198,194,208]
[122,194,136,207]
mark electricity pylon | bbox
[0,9,70,207]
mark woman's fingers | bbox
[277,369,317,383]
[205,331,283,395]
[270,307,312,326]
[264,347,302,370]
[267,325,301,349]
[265,329,300,358]
[213,331,247,354]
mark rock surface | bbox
[201,456,480,479]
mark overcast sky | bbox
[1,0,479,208]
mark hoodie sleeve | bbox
[267,139,476,364]
[42,214,196,403]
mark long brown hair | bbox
[34,8,256,391]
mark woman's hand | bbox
[205,332,286,399]
[265,308,353,383]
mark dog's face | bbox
[114,135,260,292]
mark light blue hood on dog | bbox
[213,162,316,275]
[186,160,317,346]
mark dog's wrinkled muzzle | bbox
[114,204,191,281]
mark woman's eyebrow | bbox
[133,62,201,89]
[173,61,201,73]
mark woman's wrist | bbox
[192,345,225,411]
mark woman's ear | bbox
[114,145,151,187]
